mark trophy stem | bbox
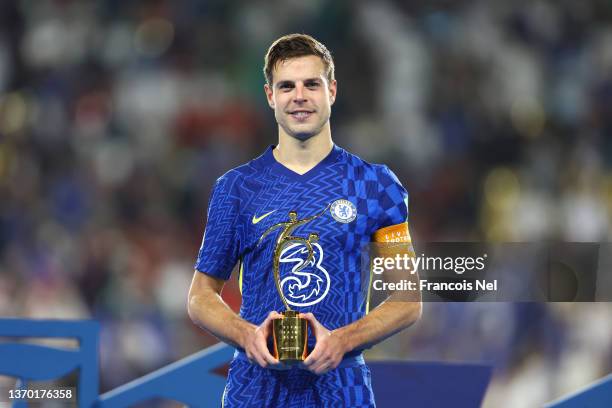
[275,278,291,311]
[273,242,292,311]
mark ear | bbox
[328,79,337,105]
[264,83,275,109]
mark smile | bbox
[289,111,314,121]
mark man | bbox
[188,33,421,407]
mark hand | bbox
[300,313,349,375]
[243,311,288,370]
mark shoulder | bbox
[373,163,404,189]
[341,148,404,189]
[213,153,265,189]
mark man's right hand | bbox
[242,311,288,370]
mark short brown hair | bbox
[263,33,335,86]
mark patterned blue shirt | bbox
[195,145,409,352]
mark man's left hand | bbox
[300,312,350,375]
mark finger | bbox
[303,345,322,367]
[314,365,327,375]
[313,356,330,371]
[311,359,331,375]
[255,335,279,366]
[259,311,281,331]
[318,366,331,375]
[255,312,277,339]
[252,350,268,368]
[303,332,331,366]
[260,311,282,335]
[299,312,316,325]
[261,347,280,366]
[300,313,326,338]
[320,358,339,375]
[245,351,256,365]
[328,358,341,371]
[267,310,283,321]
[299,313,317,337]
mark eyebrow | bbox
[275,78,322,88]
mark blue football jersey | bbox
[194,145,409,353]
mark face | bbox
[264,55,337,141]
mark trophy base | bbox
[272,310,308,363]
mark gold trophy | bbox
[257,206,328,363]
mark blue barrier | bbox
[546,373,612,408]
[369,361,492,408]
[0,318,232,407]
[0,319,99,408]
[0,318,493,407]
[97,342,233,407]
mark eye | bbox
[279,83,294,91]
[306,81,320,88]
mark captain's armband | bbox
[373,222,412,243]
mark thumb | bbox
[299,312,322,337]
[260,311,282,336]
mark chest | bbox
[236,176,380,255]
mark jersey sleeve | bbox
[375,165,409,231]
[194,173,241,280]
[373,166,414,256]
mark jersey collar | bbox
[262,144,343,181]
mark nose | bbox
[293,83,307,104]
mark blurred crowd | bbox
[0,1,611,407]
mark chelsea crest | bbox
[330,199,357,223]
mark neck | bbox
[273,126,333,175]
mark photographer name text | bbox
[372,279,498,292]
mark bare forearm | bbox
[188,290,255,348]
[334,300,421,352]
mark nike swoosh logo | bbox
[252,210,276,224]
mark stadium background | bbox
[0,1,611,406]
